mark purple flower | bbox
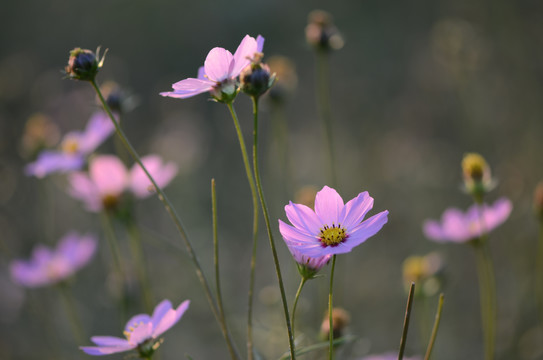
[279,186,388,257]
[68,154,178,212]
[423,198,512,243]
[160,35,264,101]
[80,299,190,357]
[10,232,97,287]
[25,112,115,178]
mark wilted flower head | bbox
[65,47,106,82]
[10,232,97,287]
[279,186,388,257]
[25,112,114,178]
[305,10,344,52]
[20,113,61,159]
[534,182,543,221]
[240,53,275,98]
[68,154,178,212]
[423,198,512,244]
[81,299,189,357]
[320,307,350,340]
[461,153,494,201]
[160,35,264,103]
[266,55,298,103]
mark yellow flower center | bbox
[61,138,80,154]
[319,224,347,247]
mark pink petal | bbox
[285,201,322,234]
[339,191,373,229]
[125,314,151,333]
[422,220,447,242]
[89,155,127,197]
[78,112,115,154]
[151,299,173,328]
[80,344,135,356]
[231,35,259,77]
[204,48,234,82]
[128,322,153,345]
[68,172,102,212]
[314,186,344,226]
[129,155,178,198]
[197,66,206,79]
[164,77,215,98]
[90,336,130,347]
[346,210,389,248]
[279,220,318,246]
[152,300,190,337]
[256,35,265,52]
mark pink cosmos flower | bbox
[423,198,512,243]
[10,232,97,287]
[279,186,388,257]
[160,34,264,100]
[81,299,190,357]
[25,112,115,178]
[68,154,178,212]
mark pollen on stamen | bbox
[319,223,347,247]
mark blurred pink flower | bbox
[25,112,114,178]
[423,198,512,243]
[160,34,264,100]
[279,186,388,257]
[81,299,190,357]
[68,154,178,212]
[10,232,97,287]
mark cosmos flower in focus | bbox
[10,232,97,287]
[81,299,190,357]
[423,198,512,243]
[279,186,388,257]
[25,112,115,178]
[68,154,178,212]
[160,34,264,102]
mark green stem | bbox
[58,282,85,345]
[250,96,296,359]
[211,179,238,360]
[126,221,154,313]
[328,255,337,360]
[225,102,260,360]
[398,282,415,360]
[291,277,307,340]
[424,293,444,360]
[315,52,337,187]
[536,220,543,327]
[91,80,239,360]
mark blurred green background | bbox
[1,0,543,359]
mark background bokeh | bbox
[1,0,543,359]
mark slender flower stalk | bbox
[126,221,154,313]
[211,179,238,360]
[90,79,239,359]
[291,277,308,340]
[225,102,260,360]
[250,96,296,359]
[398,283,415,360]
[328,255,337,360]
[537,220,543,326]
[424,293,444,360]
[58,282,85,345]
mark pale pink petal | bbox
[256,35,265,52]
[279,220,318,246]
[90,336,130,347]
[89,155,127,197]
[163,78,215,98]
[285,202,322,234]
[231,35,259,77]
[345,211,389,248]
[25,151,85,178]
[81,344,135,356]
[339,191,372,229]
[150,299,173,329]
[197,66,206,79]
[127,322,153,345]
[422,220,447,242]
[204,48,234,82]
[152,300,190,337]
[129,155,178,198]
[68,172,102,212]
[484,198,512,231]
[314,186,344,226]
[124,314,151,333]
[78,112,115,154]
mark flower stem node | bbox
[65,47,106,82]
[240,53,275,99]
[461,153,494,202]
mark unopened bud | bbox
[65,47,106,82]
[305,10,344,52]
[240,53,275,98]
[461,153,493,202]
[320,307,350,340]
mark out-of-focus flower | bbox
[25,112,115,178]
[305,10,344,52]
[294,185,319,209]
[423,198,512,243]
[68,154,178,212]
[320,307,350,340]
[403,252,444,296]
[20,113,61,159]
[266,56,297,104]
[534,182,543,221]
[461,153,494,201]
[279,186,388,257]
[98,81,138,115]
[240,53,275,99]
[81,299,190,357]
[361,352,421,360]
[160,35,264,103]
[10,232,97,287]
[65,47,106,82]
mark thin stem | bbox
[250,96,296,359]
[91,80,239,360]
[536,221,543,326]
[291,277,307,340]
[225,102,260,360]
[58,282,85,345]
[398,282,415,360]
[315,52,337,187]
[328,255,337,360]
[126,221,154,313]
[424,293,444,360]
[211,179,238,360]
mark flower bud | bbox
[305,10,344,52]
[65,47,106,82]
[240,53,275,99]
[461,152,493,202]
[320,307,350,340]
[534,182,543,221]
